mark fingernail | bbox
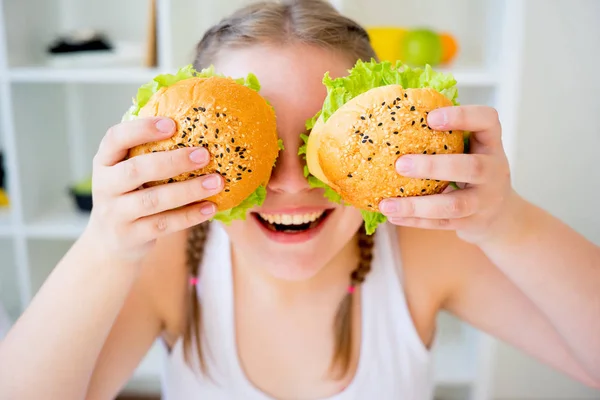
[189,148,208,164]
[396,156,413,173]
[427,110,447,127]
[201,175,221,190]
[200,203,216,215]
[155,118,175,133]
[379,200,397,214]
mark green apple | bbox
[401,28,443,66]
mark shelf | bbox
[9,67,162,84]
[0,208,13,237]
[25,205,89,239]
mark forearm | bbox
[0,230,140,399]
[480,194,600,381]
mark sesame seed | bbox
[231,138,235,143]
[186,117,191,121]
[226,148,230,153]
[368,157,372,161]
[404,93,408,98]
[225,189,230,192]
[392,117,396,121]
[188,127,192,132]
[216,113,220,117]
[449,130,453,134]
[368,139,373,144]
[182,132,187,138]
[444,145,448,150]
[381,101,386,106]
[378,122,383,127]
[355,130,360,134]
[400,188,404,193]
[216,128,219,134]
[386,142,391,146]
[423,150,427,154]
[410,106,416,111]
[361,116,365,120]
[347,173,353,178]
[396,151,400,155]
[396,105,401,109]
[422,124,427,128]
[193,107,198,111]
[204,124,208,129]
[393,131,398,135]
[412,121,416,126]
[200,107,206,112]
[391,112,396,115]
[369,114,372,118]
[420,118,424,123]
[421,189,426,193]
[248,169,252,173]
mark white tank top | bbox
[159,222,434,399]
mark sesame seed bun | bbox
[307,85,463,211]
[127,75,279,211]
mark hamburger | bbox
[299,59,466,234]
[122,65,282,224]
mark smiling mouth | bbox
[253,209,333,233]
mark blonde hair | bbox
[184,0,378,380]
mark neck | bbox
[231,236,360,305]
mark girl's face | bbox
[213,44,363,281]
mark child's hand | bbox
[84,117,223,262]
[378,105,520,245]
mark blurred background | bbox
[0,0,598,399]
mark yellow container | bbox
[366,27,407,63]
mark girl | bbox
[1,1,599,399]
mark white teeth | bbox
[259,211,325,225]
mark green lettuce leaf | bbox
[212,185,267,224]
[302,59,460,234]
[122,64,261,121]
[360,210,388,235]
[278,139,285,151]
[123,64,269,223]
[320,59,459,123]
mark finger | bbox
[117,174,223,220]
[379,188,480,220]
[395,153,493,184]
[108,147,211,194]
[387,216,468,230]
[95,117,176,166]
[129,201,217,243]
[427,105,502,149]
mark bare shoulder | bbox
[394,226,487,347]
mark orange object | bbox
[440,32,459,64]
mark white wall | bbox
[493,0,600,398]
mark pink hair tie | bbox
[347,285,355,294]
[189,276,199,285]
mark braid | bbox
[183,222,210,373]
[330,224,375,379]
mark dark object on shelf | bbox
[0,151,5,189]
[70,188,93,212]
[48,30,113,54]
[69,177,93,212]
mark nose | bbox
[267,139,311,194]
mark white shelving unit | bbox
[0,0,524,399]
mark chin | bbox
[223,206,363,281]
